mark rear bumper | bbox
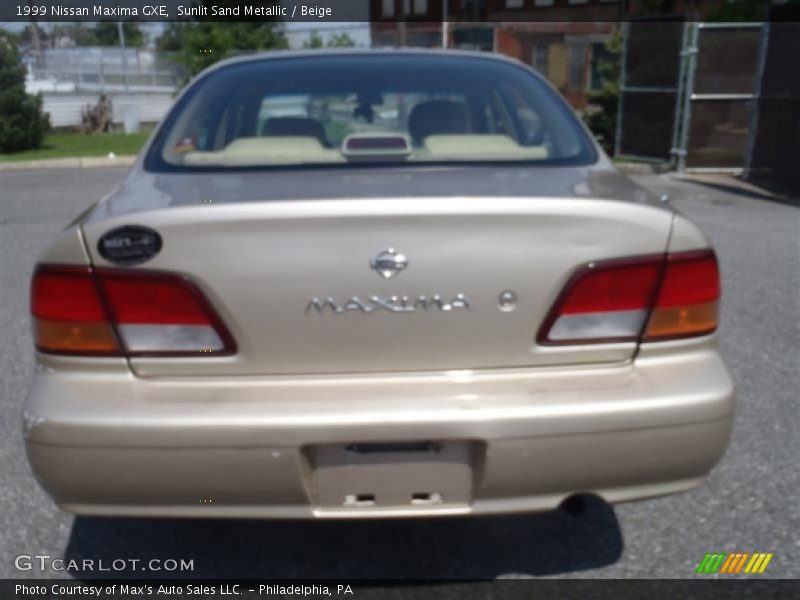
[24,341,734,518]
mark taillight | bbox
[31,265,120,355]
[538,249,719,345]
[31,264,235,356]
[644,250,719,340]
[538,256,663,344]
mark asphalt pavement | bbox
[0,167,798,582]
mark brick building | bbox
[369,0,620,109]
[369,0,738,109]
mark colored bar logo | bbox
[696,552,773,574]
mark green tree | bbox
[707,0,770,21]
[156,23,187,53]
[584,32,622,155]
[0,27,21,46]
[91,22,147,48]
[326,33,356,48]
[0,41,51,153]
[302,32,325,49]
[633,0,676,16]
[50,23,95,47]
[303,31,357,49]
[20,24,47,49]
[158,2,288,80]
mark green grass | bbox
[0,130,151,162]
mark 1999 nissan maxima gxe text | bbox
[24,51,734,519]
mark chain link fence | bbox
[25,47,182,93]
[616,19,800,192]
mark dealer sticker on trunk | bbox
[97,225,162,266]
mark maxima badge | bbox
[97,225,163,266]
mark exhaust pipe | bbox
[559,494,588,517]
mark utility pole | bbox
[28,22,42,54]
[27,0,43,74]
[117,22,129,91]
[442,0,448,49]
[395,0,407,47]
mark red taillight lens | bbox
[98,271,220,326]
[557,260,662,315]
[538,256,663,344]
[31,265,235,356]
[31,265,120,355]
[538,250,720,345]
[97,269,235,355]
[644,249,719,340]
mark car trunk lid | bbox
[81,196,674,377]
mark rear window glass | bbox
[146,53,597,171]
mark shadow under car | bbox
[63,495,622,579]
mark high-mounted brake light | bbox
[31,265,236,356]
[538,249,719,345]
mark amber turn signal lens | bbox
[643,250,720,341]
[34,319,120,354]
[644,301,718,339]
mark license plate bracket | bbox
[307,440,478,513]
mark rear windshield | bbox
[146,53,597,171]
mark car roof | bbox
[201,48,527,76]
